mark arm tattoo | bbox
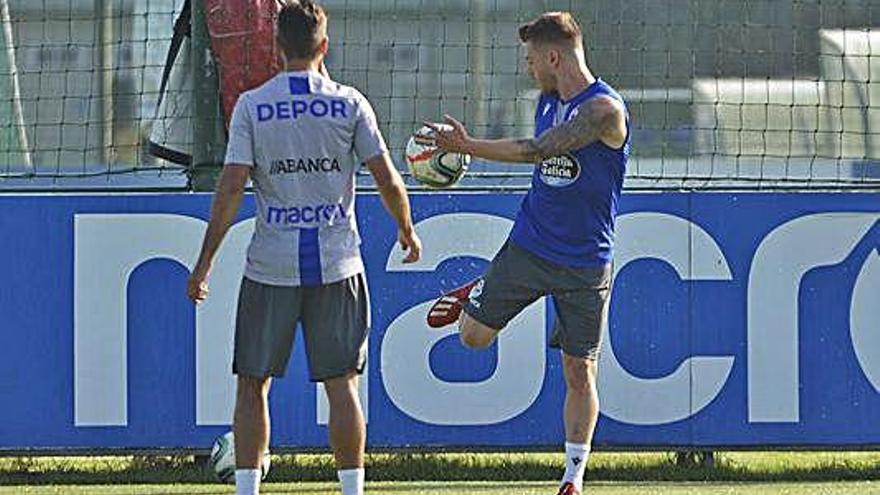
[514,138,543,163]
[523,96,619,161]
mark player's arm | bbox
[188,94,254,303]
[353,91,421,264]
[366,153,421,264]
[188,165,250,303]
[428,95,624,163]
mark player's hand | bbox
[187,266,210,304]
[398,228,422,264]
[425,115,471,154]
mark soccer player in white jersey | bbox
[186,2,422,495]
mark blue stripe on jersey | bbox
[288,76,311,95]
[298,228,323,286]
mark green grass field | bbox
[1,452,878,494]
[3,481,880,494]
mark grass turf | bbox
[0,452,877,493]
[1,481,879,495]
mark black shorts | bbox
[233,274,370,381]
[462,241,612,360]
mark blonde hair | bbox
[518,12,583,49]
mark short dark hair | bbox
[518,12,582,48]
[277,0,327,60]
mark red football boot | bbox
[426,279,480,328]
[556,482,580,495]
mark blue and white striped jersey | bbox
[225,70,387,286]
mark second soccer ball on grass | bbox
[209,431,271,483]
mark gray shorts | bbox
[463,241,612,360]
[233,273,370,381]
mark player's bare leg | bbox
[233,375,271,495]
[324,372,366,495]
[324,372,365,468]
[234,375,272,467]
[559,353,599,494]
[563,353,599,443]
[458,312,500,349]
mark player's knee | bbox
[459,317,496,349]
[322,373,358,400]
[237,375,271,401]
[565,371,595,397]
[563,357,597,395]
[460,331,491,349]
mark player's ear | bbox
[548,47,561,67]
[318,37,329,57]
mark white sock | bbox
[561,441,590,491]
[235,468,260,495]
[338,468,365,495]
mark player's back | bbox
[225,69,388,287]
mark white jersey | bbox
[225,70,387,286]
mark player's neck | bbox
[557,66,595,102]
[284,58,323,73]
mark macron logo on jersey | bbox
[256,98,348,122]
[266,203,347,226]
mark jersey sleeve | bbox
[224,95,255,166]
[352,93,388,162]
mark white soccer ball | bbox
[404,124,470,188]
[209,431,271,483]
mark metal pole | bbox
[0,0,32,170]
[96,0,114,165]
[190,0,223,191]
[468,0,487,136]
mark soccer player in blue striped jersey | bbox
[187,2,421,495]
[426,12,630,495]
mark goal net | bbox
[0,0,878,190]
